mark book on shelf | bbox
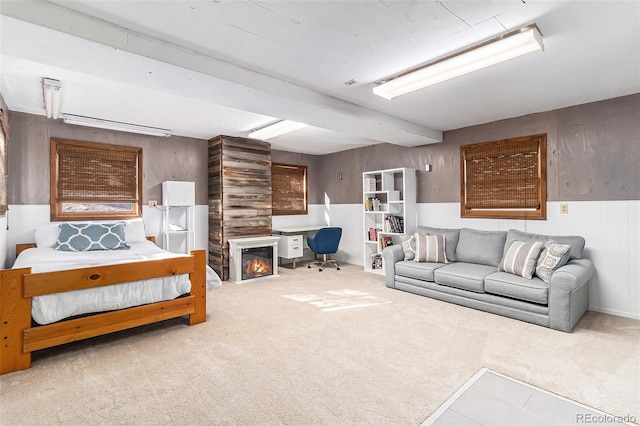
[368,227,382,241]
[364,177,377,191]
[365,197,382,211]
[380,236,393,250]
[371,253,382,269]
[384,215,404,233]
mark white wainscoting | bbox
[4,204,210,267]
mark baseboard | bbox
[587,307,640,320]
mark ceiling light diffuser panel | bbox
[63,114,172,137]
[248,120,308,140]
[374,25,544,100]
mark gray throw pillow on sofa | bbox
[505,229,584,263]
[455,228,507,267]
[416,226,459,262]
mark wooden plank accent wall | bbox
[208,136,272,280]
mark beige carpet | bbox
[1,263,638,425]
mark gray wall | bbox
[8,112,208,206]
[7,93,640,211]
[317,93,640,205]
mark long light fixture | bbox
[63,114,172,137]
[373,24,544,100]
[248,120,307,140]
[43,78,61,119]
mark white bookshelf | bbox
[162,181,195,254]
[362,168,416,274]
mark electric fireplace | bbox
[242,246,273,281]
[228,236,280,284]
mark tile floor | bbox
[422,368,635,426]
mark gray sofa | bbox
[382,227,595,332]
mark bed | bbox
[0,219,221,375]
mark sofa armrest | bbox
[549,258,595,332]
[550,259,595,292]
[382,245,404,288]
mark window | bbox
[0,107,8,217]
[50,138,142,221]
[461,134,547,220]
[271,163,308,215]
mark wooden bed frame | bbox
[0,241,207,375]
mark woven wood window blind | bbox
[51,138,142,220]
[272,163,308,215]
[461,134,547,220]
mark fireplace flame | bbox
[245,257,272,277]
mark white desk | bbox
[272,225,325,234]
[272,225,326,268]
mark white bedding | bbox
[12,241,221,325]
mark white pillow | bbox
[34,218,147,248]
[124,218,147,243]
[34,223,62,248]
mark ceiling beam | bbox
[0,1,443,146]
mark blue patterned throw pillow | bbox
[55,222,130,252]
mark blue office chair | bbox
[307,227,342,271]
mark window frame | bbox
[50,138,143,221]
[271,163,308,216]
[460,134,547,220]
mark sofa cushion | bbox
[485,272,549,304]
[415,233,447,263]
[498,240,544,279]
[434,262,497,293]
[455,228,507,267]
[535,241,572,284]
[505,229,585,261]
[396,261,446,282]
[416,226,460,262]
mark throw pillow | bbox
[401,234,416,261]
[414,233,447,263]
[498,240,544,279]
[535,240,571,283]
[56,222,130,252]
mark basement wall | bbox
[5,112,209,264]
[310,93,640,319]
[318,94,640,204]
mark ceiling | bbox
[1,1,638,155]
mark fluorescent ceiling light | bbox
[63,114,172,137]
[43,78,61,119]
[248,120,307,140]
[373,24,544,100]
